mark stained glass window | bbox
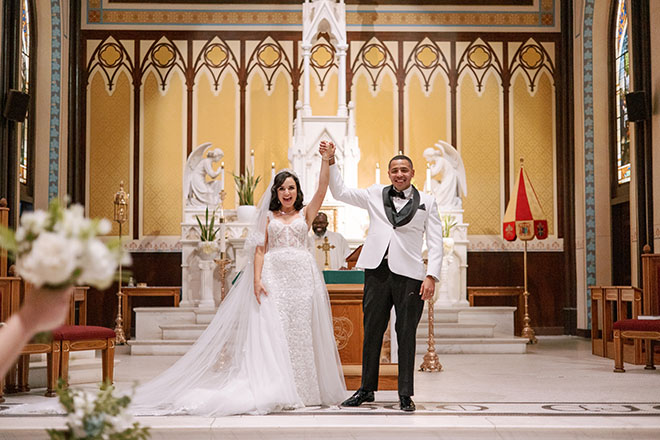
[19,0,31,185]
[614,0,630,185]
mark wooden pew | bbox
[612,245,660,371]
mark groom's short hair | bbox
[388,155,413,170]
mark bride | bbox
[129,142,346,416]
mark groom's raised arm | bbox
[329,164,370,209]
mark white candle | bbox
[375,162,380,184]
[220,162,225,191]
[250,149,255,172]
[271,162,276,180]
[426,163,431,192]
[220,224,226,253]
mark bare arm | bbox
[305,142,335,226]
[0,287,72,378]
[253,221,269,304]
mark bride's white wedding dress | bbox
[129,210,346,416]
[4,209,345,417]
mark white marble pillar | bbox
[180,261,192,307]
[302,44,312,116]
[198,260,216,308]
[337,44,348,117]
[434,254,454,307]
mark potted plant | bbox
[441,214,457,255]
[195,207,220,260]
[233,169,262,223]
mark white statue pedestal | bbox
[197,260,217,308]
[437,208,469,307]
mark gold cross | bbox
[317,236,335,270]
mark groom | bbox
[325,144,443,412]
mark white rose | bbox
[16,232,80,287]
[19,210,49,233]
[97,218,112,235]
[78,239,119,289]
[59,205,92,238]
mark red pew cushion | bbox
[613,319,660,332]
[52,325,116,341]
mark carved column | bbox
[337,44,348,117]
[302,44,312,116]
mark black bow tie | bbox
[389,187,406,199]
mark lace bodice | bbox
[267,213,309,251]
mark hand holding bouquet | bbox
[0,200,129,290]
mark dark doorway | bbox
[611,201,631,285]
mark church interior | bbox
[1,0,660,438]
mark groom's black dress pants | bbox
[361,257,425,397]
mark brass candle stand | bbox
[419,296,442,372]
[215,189,232,302]
[113,181,129,344]
[419,179,442,372]
[521,240,538,344]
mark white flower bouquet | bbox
[0,200,129,290]
[47,382,150,440]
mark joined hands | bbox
[319,141,335,161]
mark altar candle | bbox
[220,162,225,191]
[426,163,431,192]
[250,149,255,171]
[220,224,226,253]
[375,162,380,184]
[271,162,276,180]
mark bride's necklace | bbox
[279,208,295,216]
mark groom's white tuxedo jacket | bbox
[329,165,444,281]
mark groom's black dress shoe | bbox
[341,389,375,407]
[399,395,416,412]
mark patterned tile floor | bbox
[2,337,660,439]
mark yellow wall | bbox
[406,72,449,177]
[354,73,397,187]
[311,70,338,116]
[141,71,184,236]
[88,72,131,236]
[460,73,502,235]
[512,72,555,235]
[248,72,291,202]
[195,72,238,209]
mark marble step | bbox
[416,322,495,338]
[129,339,197,356]
[416,336,529,354]
[195,309,216,324]
[161,324,207,340]
[130,335,527,356]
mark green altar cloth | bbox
[322,270,364,284]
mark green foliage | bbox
[195,206,220,241]
[46,380,150,440]
[441,215,457,238]
[0,224,17,256]
[232,169,262,206]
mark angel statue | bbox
[423,140,467,210]
[183,143,224,207]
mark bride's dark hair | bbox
[269,171,304,211]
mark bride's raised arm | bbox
[305,141,335,226]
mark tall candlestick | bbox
[271,162,276,180]
[250,149,255,172]
[426,163,432,193]
[219,221,226,253]
[376,162,380,185]
[220,162,225,191]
